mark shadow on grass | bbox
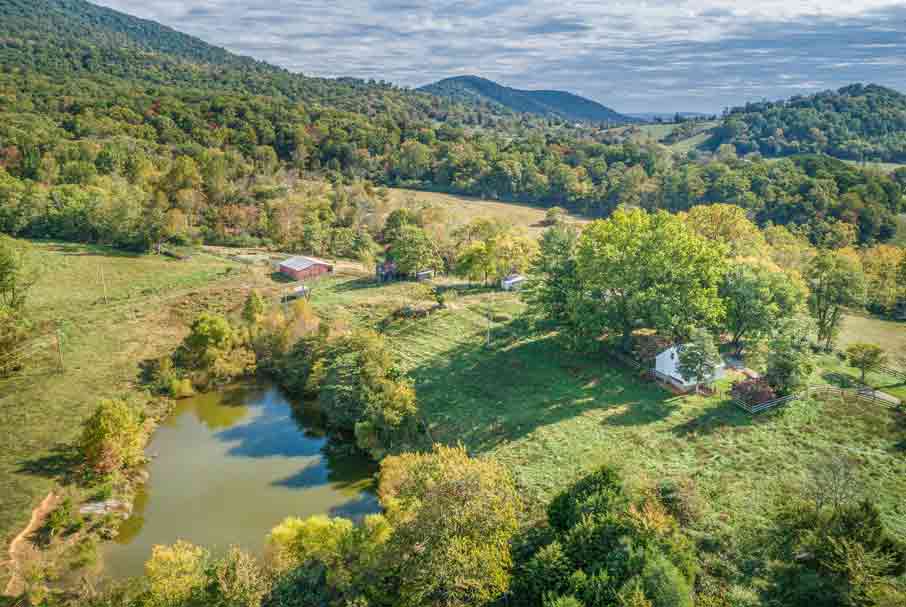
[409,330,675,455]
[603,394,682,427]
[269,272,297,284]
[45,241,145,259]
[17,443,82,485]
[329,276,385,292]
[670,399,756,438]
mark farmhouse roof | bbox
[280,256,331,271]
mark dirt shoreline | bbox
[3,492,58,597]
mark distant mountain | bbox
[711,84,906,162]
[419,75,633,124]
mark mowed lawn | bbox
[387,188,588,236]
[309,278,906,536]
[0,241,251,560]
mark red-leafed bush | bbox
[730,379,776,405]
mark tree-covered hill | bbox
[0,0,534,125]
[420,75,632,124]
[711,84,906,162]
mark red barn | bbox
[278,256,333,281]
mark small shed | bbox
[501,274,527,291]
[415,269,435,282]
[284,285,310,301]
[653,345,725,392]
[278,256,333,281]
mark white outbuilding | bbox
[653,344,725,392]
[501,274,527,291]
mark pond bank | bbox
[99,382,378,579]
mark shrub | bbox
[241,290,266,325]
[544,595,585,607]
[265,565,329,607]
[212,546,270,607]
[544,206,568,226]
[516,541,574,603]
[638,553,693,607]
[145,541,209,607]
[655,479,701,527]
[44,496,82,540]
[78,399,147,476]
[548,466,626,532]
[317,330,419,458]
[380,445,521,607]
[169,378,195,399]
[175,312,255,387]
[730,379,777,405]
[267,515,353,573]
[267,513,391,605]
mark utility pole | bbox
[98,264,109,305]
[55,324,64,372]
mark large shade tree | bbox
[806,251,867,350]
[390,224,442,276]
[720,260,807,355]
[574,208,727,351]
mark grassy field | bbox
[306,277,906,538]
[386,188,588,236]
[5,241,905,588]
[838,313,906,354]
[0,241,273,567]
[842,159,906,174]
[602,121,717,152]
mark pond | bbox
[101,382,379,579]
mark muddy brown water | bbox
[101,382,378,579]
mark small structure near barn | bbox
[278,256,333,281]
[283,285,310,302]
[653,344,725,392]
[501,274,526,291]
[376,260,398,282]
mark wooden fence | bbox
[871,363,906,382]
[733,384,901,414]
[824,345,906,382]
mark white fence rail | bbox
[734,384,901,414]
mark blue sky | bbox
[92,1,906,113]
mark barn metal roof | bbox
[279,256,330,271]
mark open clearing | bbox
[841,159,906,174]
[305,276,906,536]
[0,241,264,568]
[838,313,906,354]
[4,243,906,586]
[602,121,718,152]
[386,188,588,236]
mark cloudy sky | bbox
[92,1,906,113]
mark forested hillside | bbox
[0,0,904,257]
[420,75,632,124]
[711,84,906,162]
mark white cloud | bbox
[90,0,906,112]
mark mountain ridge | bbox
[419,75,633,124]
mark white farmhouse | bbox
[654,345,725,392]
[501,274,527,291]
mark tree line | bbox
[523,204,906,401]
